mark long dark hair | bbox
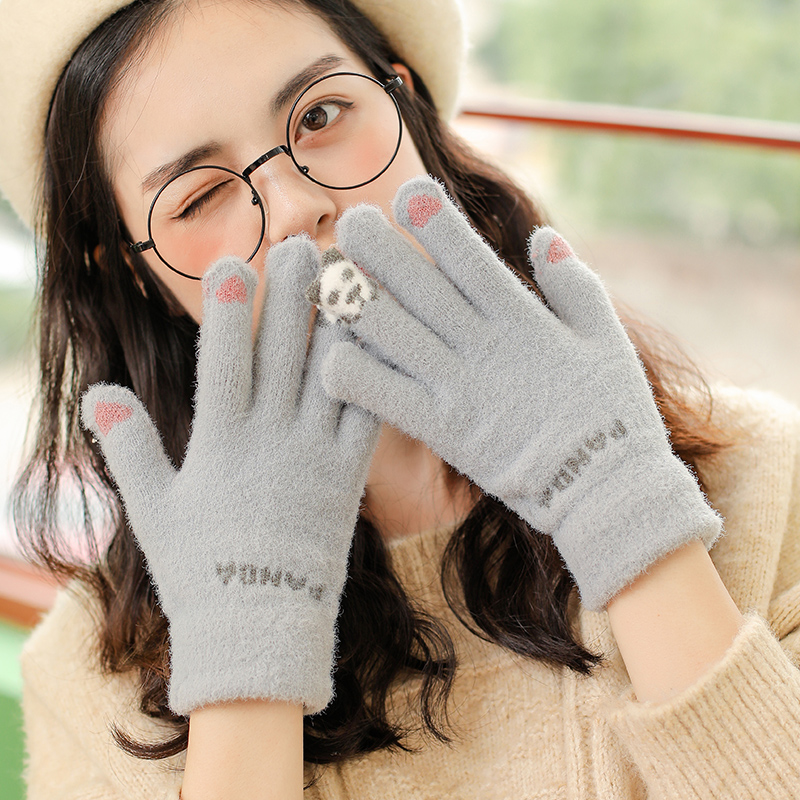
[12,0,728,782]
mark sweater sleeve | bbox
[600,612,800,799]
[20,580,185,800]
[599,393,800,800]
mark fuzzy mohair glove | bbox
[81,237,380,716]
[307,175,722,612]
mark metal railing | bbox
[459,96,800,152]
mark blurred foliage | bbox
[0,188,36,363]
[0,287,34,363]
[476,0,800,242]
[0,195,27,243]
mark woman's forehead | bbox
[101,1,362,185]
[110,1,356,115]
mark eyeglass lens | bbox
[146,73,402,279]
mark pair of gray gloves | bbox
[82,175,721,718]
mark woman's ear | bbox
[391,63,415,96]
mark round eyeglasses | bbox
[129,72,404,280]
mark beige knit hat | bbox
[0,0,467,230]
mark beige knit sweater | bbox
[20,386,800,799]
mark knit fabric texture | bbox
[80,238,380,716]
[0,0,467,229]
[311,175,722,611]
[19,386,800,799]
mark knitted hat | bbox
[0,0,467,230]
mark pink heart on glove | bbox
[547,236,574,264]
[407,194,443,228]
[95,402,133,436]
[216,275,248,304]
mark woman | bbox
[2,0,800,797]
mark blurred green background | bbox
[0,620,27,800]
[472,0,800,243]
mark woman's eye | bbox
[299,102,345,134]
[177,182,227,221]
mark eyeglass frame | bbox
[128,71,405,281]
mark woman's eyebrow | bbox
[270,54,346,117]
[141,143,223,194]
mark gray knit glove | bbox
[308,175,722,612]
[80,236,380,716]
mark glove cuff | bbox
[167,594,339,717]
[550,453,723,612]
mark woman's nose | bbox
[249,156,338,246]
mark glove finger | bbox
[528,228,624,340]
[255,235,321,415]
[321,340,436,445]
[306,252,459,389]
[392,175,540,322]
[299,314,381,479]
[297,311,351,429]
[80,383,175,538]
[335,205,485,350]
[336,402,382,475]
[196,257,259,426]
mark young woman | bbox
[2,0,800,797]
